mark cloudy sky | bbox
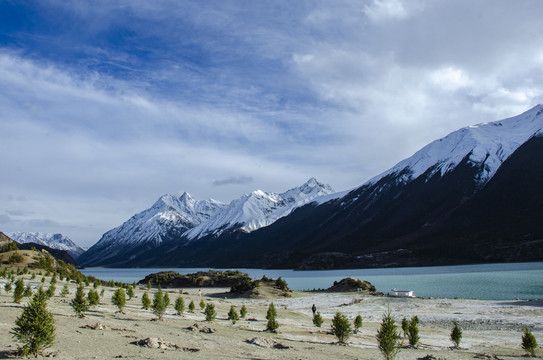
[1,0,543,248]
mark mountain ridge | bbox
[8,232,85,260]
[78,105,543,268]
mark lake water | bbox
[80,262,543,301]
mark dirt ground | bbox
[1,274,542,359]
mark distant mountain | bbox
[78,178,339,267]
[79,105,543,268]
[8,232,85,260]
[77,193,226,266]
[185,177,337,239]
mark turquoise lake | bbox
[80,262,543,301]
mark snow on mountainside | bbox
[92,193,225,248]
[8,232,85,259]
[368,104,543,186]
[184,178,338,239]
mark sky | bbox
[1,0,543,248]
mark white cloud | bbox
[430,66,472,91]
[364,0,411,21]
[2,1,543,247]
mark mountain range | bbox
[74,104,543,268]
[8,232,85,260]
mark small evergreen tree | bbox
[11,287,56,356]
[401,317,409,338]
[5,282,12,293]
[354,314,363,334]
[164,292,170,308]
[331,311,351,343]
[522,327,538,357]
[204,303,216,322]
[240,304,247,318]
[142,291,151,310]
[13,279,25,304]
[266,303,279,332]
[70,285,89,318]
[112,288,126,313]
[407,316,420,347]
[147,282,151,290]
[376,309,401,360]
[188,299,195,313]
[152,286,167,320]
[174,296,185,315]
[60,284,69,298]
[313,312,324,327]
[88,289,100,306]
[46,284,56,299]
[228,305,239,324]
[450,321,462,348]
[199,298,205,310]
[23,284,33,298]
[126,286,134,300]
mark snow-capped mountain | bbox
[184,178,338,239]
[8,232,85,259]
[77,193,225,266]
[78,178,338,267]
[368,104,543,186]
[98,192,225,247]
[80,105,543,268]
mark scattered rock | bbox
[186,323,215,333]
[474,354,500,359]
[246,337,292,349]
[82,323,107,330]
[418,355,446,360]
[132,337,180,351]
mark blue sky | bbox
[1,0,543,247]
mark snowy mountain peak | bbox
[368,104,543,186]
[185,178,338,240]
[8,231,85,259]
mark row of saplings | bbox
[9,283,540,358]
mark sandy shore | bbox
[1,276,542,359]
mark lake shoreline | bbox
[80,261,543,301]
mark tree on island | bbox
[376,309,401,360]
[11,287,56,357]
[70,284,89,318]
[331,311,351,343]
[199,298,205,310]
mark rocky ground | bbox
[1,274,542,359]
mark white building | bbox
[389,289,415,297]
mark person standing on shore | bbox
[312,304,317,315]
